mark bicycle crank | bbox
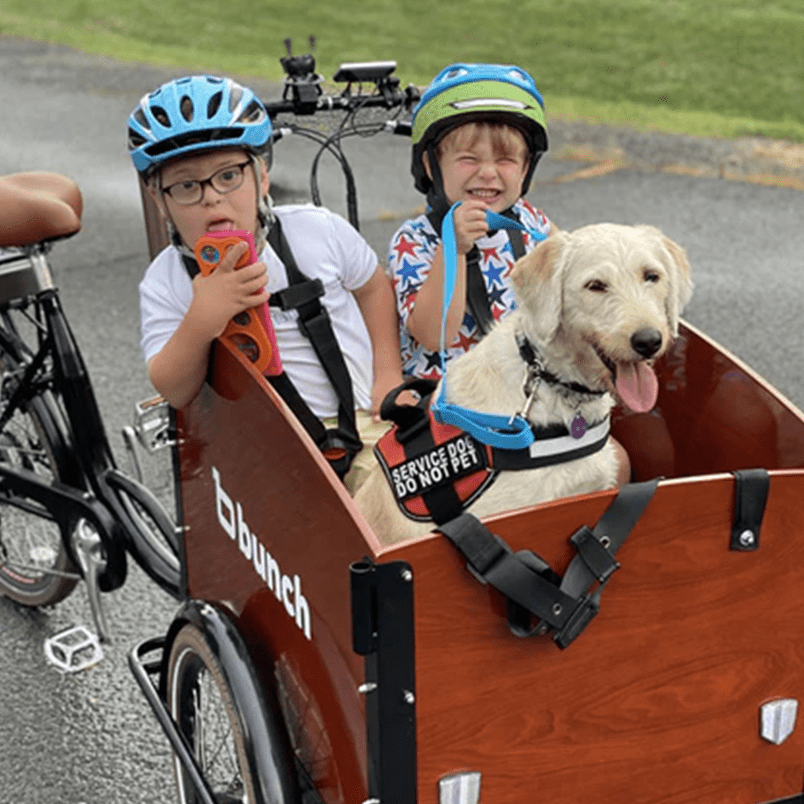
[71,518,110,642]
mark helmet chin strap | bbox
[251,154,274,254]
[423,141,452,232]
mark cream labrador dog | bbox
[355,223,692,544]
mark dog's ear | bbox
[660,233,693,335]
[511,231,569,342]
[635,226,693,336]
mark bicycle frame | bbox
[0,244,180,637]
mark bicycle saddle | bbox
[0,171,83,247]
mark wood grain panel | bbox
[385,476,804,803]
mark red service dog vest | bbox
[374,417,497,522]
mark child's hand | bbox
[188,241,270,340]
[453,200,490,254]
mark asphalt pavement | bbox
[0,34,803,804]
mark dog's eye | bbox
[585,279,608,292]
[644,269,661,283]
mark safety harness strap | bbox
[437,478,660,648]
[182,218,363,479]
[439,514,579,627]
[549,478,659,647]
[265,217,362,477]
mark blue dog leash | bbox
[430,204,548,449]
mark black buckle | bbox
[320,430,362,480]
[297,306,332,342]
[553,591,601,649]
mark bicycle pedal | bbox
[132,396,173,453]
[44,625,103,673]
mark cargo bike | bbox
[3,44,804,804]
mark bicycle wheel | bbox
[0,359,77,607]
[167,623,259,804]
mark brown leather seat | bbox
[0,172,83,247]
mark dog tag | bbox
[571,415,587,439]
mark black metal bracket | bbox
[730,468,769,552]
[350,559,416,804]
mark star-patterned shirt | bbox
[389,198,551,380]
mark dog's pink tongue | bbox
[616,362,659,413]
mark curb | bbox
[546,119,804,190]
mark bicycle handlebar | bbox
[264,41,418,229]
[264,78,420,120]
[266,41,420,120]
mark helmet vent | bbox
[229,85,243,112]
[151,106,170,128]
[240,99,266,124]
[144,127,246,158]
[127,128,147,148]
[207,91,223,119]
[132,107,150,132]
[444,67,468,80]
[180,96,194,122]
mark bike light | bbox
[439,771,481,804]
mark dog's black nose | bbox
[631,328,662,358]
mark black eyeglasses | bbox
[162,161,251,205]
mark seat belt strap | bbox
[550,479,660,648]
[181,223,363,477]
[265,218,363,473]
[437,513,578,629]
[436,479,660,648]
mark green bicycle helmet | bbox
[411,63,548,198]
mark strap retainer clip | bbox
[570,525,621,583]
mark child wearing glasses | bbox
[127,75,403,490]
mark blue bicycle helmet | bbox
[127,75,272,175]
[411,63,548,197]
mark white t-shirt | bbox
[139,204,378,418]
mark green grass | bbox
[3,0,804,141]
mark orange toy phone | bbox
[194,230,282,376]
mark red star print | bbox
[393,235,418,258]
[481,246,498,262]
[456,330,478,351]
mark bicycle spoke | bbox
[0,340,76,606]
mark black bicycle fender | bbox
[163,600,300,804]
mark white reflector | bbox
[439,771,481,804]
[761,698,799,745]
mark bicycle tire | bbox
[167,623,259,804]
[0,354,78,607]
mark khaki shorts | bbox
[321,411,391,495]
